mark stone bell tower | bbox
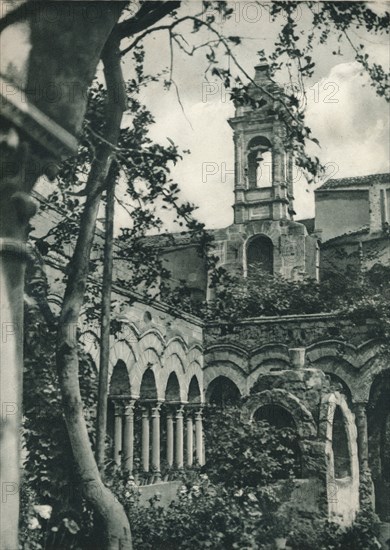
[228,57,295,224]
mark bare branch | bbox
[117,1,180,40]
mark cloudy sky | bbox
[120,0,389,230]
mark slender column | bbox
[186,411,194,467]
[353,402,369,472]
[166,409,174,467]
[113,401,123,466]
[141,406,150,472]
[175,406,184,469]
[151,403,162,477]
[195,409,204,466]
[123,401,135,473]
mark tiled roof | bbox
[316,172,389,191]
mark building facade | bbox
[28,61,390,529]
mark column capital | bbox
[195,409,203,420]
[175,404,185,418]
[352,401,369,414]
[112,400,125,416]
[123,401,136,416]
[151,402,162,416]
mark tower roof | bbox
[253,54,271,82]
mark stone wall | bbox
[205,313,377,349]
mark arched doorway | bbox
[207,376,241,408]
[254,404,302,478]
[247,235,273,276]
[368,370,390,521]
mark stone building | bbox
[28,61,390,530]
[314,173,390,279]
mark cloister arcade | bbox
[81,323,205,484]
[204,337,389,524]
[79,314,389,523]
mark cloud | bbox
[306,61,390,178]
[125,50,389,229]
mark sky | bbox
[118,0,390,230]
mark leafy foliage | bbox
[107,407,299,549]
[105,406,381,550]
[22,253,98,545]
[202,406,300,487]
[288,508,381,550]
[201,264,390,345]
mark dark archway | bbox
[332,405,351,479]
[254,404,302,477]
[368,370,390,521]
[109,360,131,396]
[188,376,201,404]
[247,235,273,276]
[140,368,157,401]
[165,372,181,402]
[207,376,241,408]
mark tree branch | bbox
[117,1,180,39]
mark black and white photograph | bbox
[0,1,389,548]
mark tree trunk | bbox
[0,3,123,547]
[96,163,117,473]
[56,42,132,549]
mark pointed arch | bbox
[165,372,181,402]
[109,359,131,396]
[188,375,201,404]
[140,368,158,401]
[204,363,247,397]
[138,328,165,357]
[206,375,241,407]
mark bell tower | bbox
[228,57,295,224]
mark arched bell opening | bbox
[247,136,273,189]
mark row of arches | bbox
[109,362,202,404]
[205,364,389,522]
[205,339,383,402]
[107,362,204,482]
